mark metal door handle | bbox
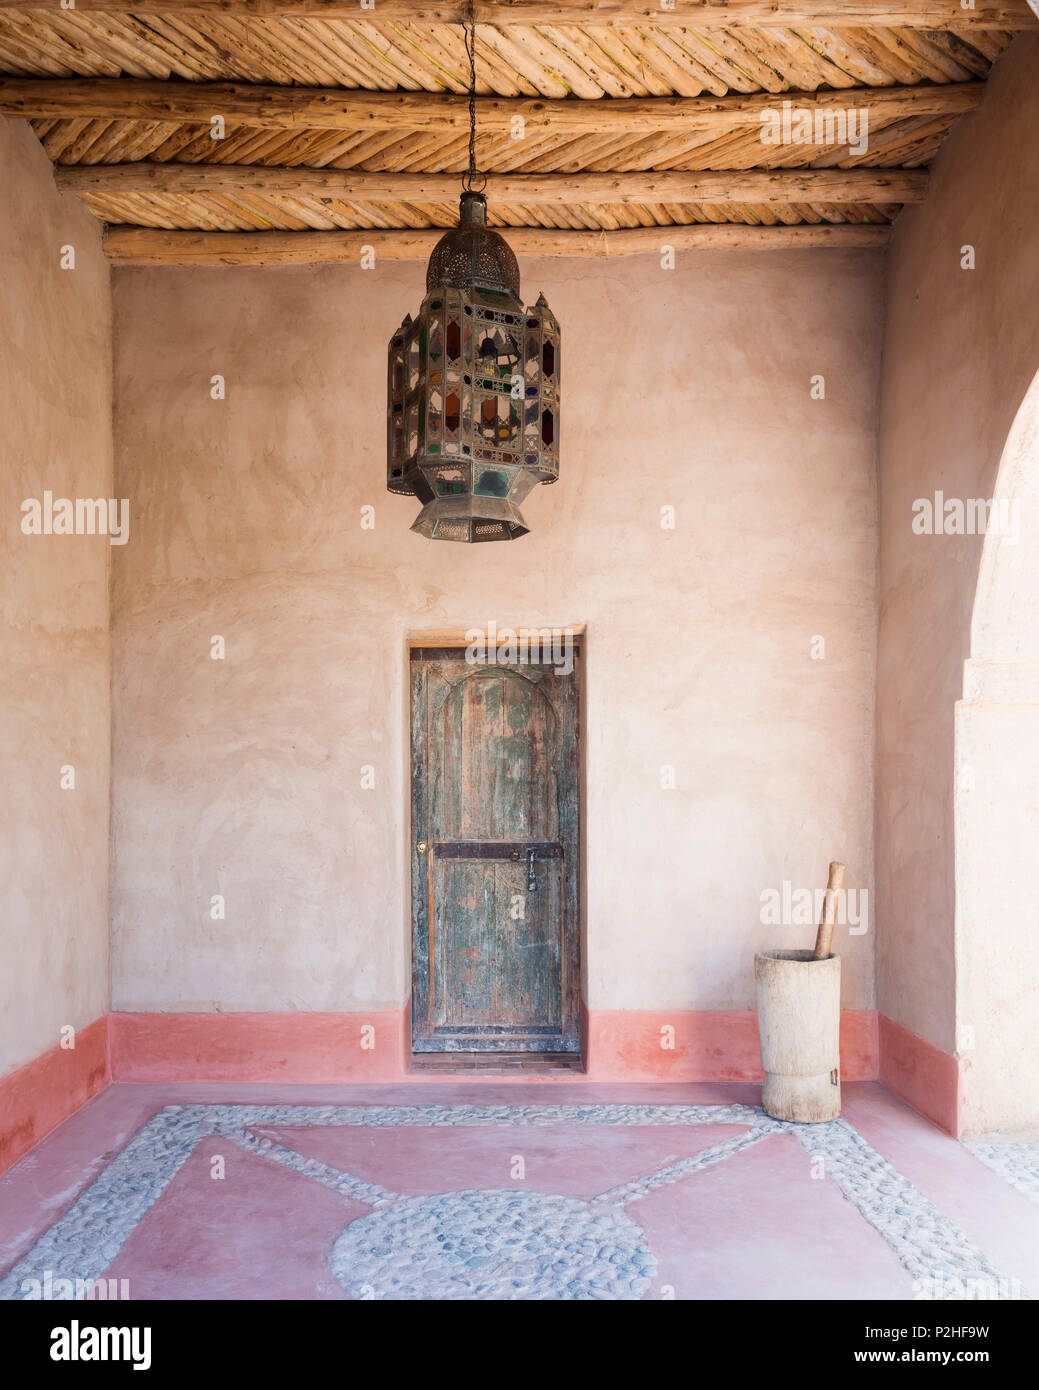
[526,846,537,893]
[417,841,428,854]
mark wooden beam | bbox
[0,77,986,135]
[0,1,1033,29]
[57,163,928,205]
[103,223,892,265]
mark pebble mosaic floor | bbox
[964,1133,1039,1209]
[1,1100,1034,1301]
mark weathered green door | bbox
[410,646,580,1053]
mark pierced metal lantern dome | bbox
[387,191,560,542]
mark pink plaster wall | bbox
[585,1008,878,1084]
[878,1016,962,1138]
[110,1010,406,1084]
[0,1016,110,1174]
[875,35,1039,1055]
[110,247,882,1019]
[0,117,112,1079]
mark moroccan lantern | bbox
[386,11,560,542]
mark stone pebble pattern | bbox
[965,1133,1039,1208]
[330,1189,657,1300]
[0,1102,1023,1301]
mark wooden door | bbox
[410,646,580,1053]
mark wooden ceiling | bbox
[0,1,1035,264]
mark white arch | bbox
[970,366,1039,664]
[955,368,1039,1135]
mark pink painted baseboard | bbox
[110,1010,408,1084]
[0,1016,111,1175]
[585,1009,878,1082]
[879,1014,963,1137]
[111,1007,878,1085]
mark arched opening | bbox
[955,367,1039,1134]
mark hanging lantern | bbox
[386,10,560,542]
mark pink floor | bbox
[1,1082,1036,1301]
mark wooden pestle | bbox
[813,861,846,960]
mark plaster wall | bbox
[875,34,1039,1062]
[110,247,883,1019]
[0,117,112,1075]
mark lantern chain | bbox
[461,0,486,195]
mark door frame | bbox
[403,625,586,1063]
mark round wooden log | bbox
[755,949,841,1123]
[812,860,846,960]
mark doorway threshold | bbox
[409,1052,585,1076]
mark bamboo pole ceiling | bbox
[0,2,1034,261]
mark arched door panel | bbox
[410,647,580,1053]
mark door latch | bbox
[526,846,537,893]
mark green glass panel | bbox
[474,468,509,498]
